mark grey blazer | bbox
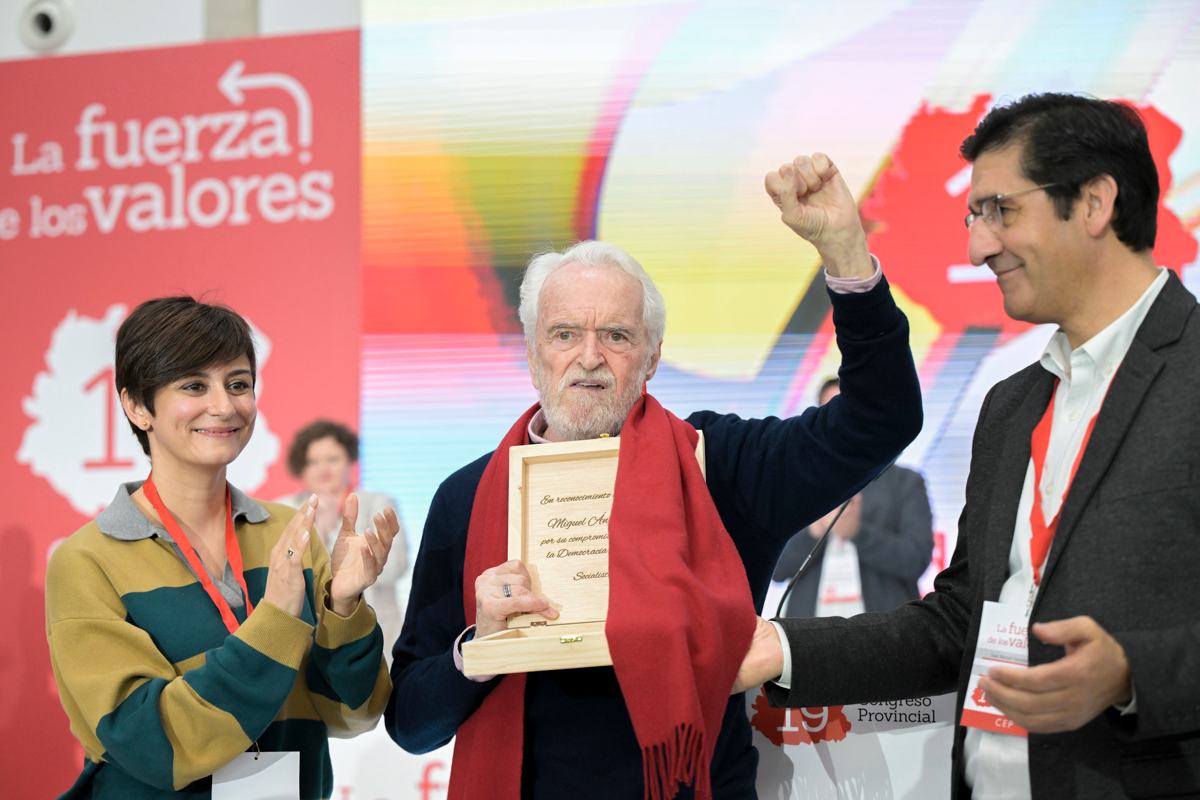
[770,273,1200,798]
[773,465,934,616]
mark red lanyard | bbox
[143,474,254,633]
[1028,381,1103,586]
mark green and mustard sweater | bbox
[45,482,391,799]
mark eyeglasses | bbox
[963,183,1058,230]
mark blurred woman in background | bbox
[280,420,407,651]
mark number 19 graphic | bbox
[83,366,134,469]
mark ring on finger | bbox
[502,583,512,598]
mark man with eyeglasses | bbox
[739,92,1200,798]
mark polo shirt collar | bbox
[96,480,269,542]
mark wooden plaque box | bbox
[462,434,703,677]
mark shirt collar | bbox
[528,407,551,444]
[95,480,270,542]
[1039,268,1168,384]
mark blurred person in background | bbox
[280,419,407,651]
[772,376,934,618]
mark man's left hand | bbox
[981,615,1132,733]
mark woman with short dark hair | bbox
[46,296,396,799]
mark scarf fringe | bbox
[641,723,709,800]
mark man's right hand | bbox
[732,616,786,694]
[764,153,873,280]
[474,559,559,638]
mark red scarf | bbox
[450,395,756,800]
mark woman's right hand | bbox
[474,559,558,638]
[262,495,315,618]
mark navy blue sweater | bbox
[386,278,922,798]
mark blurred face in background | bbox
[818,382,841,406]
[301,435,353,495]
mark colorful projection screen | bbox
[358,2,1199,586]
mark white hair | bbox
[517,240,666,347]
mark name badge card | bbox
[960,601,1028,738]
[211,751,299,800]
[814,538,865,618]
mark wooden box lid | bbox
[506,436,619,629]
[462,432,704,676]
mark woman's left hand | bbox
[329,494,399,616]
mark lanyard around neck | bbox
[1027,380,1104,586]
[143,474,254,633]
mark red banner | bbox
[0,30,361,796]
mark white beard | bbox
[532,360,648,441]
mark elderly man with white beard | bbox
[385,152,924,800]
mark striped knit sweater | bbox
[45,482,390,799]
